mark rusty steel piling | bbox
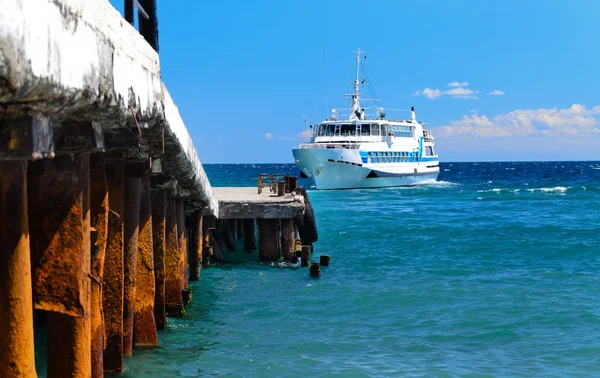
[165,193,183,316]
[28,154,92,377]
[189,211,202,281]
[134,176,158,347]
[90,154,109,378]
[0,161,37,378]
[176,198,188,293]
[103,160,125,373]
[258,219,279,261]
[280,219,295,262]
[151,189,167,329]
[123,177,141,357]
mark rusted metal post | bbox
[243,218,256,252]
[176,198,188,292]
[165,193,183,316]
[122,177,141,357]
[151,188,166,329]
[28,154,91,377]
[0,161,36,378]
[257,219,279,261]
[281,219,295,262]
[90,154,109,378]
[134,176,158,347]
[301,245,311,267]
[103,160,125,372]
[189,211,202,281]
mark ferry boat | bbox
[292,50,440,190]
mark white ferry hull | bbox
[293,147,439,190]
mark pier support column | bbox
[103,160,125,372]
[243,219,256,252]
[123,177,141,357]
[90,154,109,378]
[28,154,91,377]
[189,211,202,281]
[236,219,244,240]
[228,219,238,245]
[257,219,279,262]
[176,198,188,292]
[134,176,158,347]
[223,220,237,252]
[281,219,295,262]
[151,189,166,329]
[0,161,36,378]
[165,193,183,316]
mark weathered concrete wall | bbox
[0,0,161,120]
[0,0,218,216]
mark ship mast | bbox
[347,49,363,120]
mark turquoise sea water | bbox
[42,162,600,377]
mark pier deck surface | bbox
[213,187,304,219]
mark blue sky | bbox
[110,0,600,162]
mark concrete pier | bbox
[0,0,318,375]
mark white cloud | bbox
[413,88,442,100]
[448,81,469,87]
[435,104,600,138]
[446,86,479,99]
[264,133,273,140]
[413,82,478,100]
[488,90,505,96]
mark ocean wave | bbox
[477,187,569,194]
[527,186,569,193]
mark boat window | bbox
[423,146,435,156]
[325,124,335,136]
[335,124,341,136]
[318,124,326,136]
[392,125,415,138]
[340,124,356,136]
[358,124,371,136]
[371,124,380,136]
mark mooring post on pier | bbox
[243,218,256,252]
[134,175,158,347]
[165,192,183,316]
[189,211,203,281]
[281,219,295,262]
[90,153,109,378]
[258,219,279,261]
[28,154,92,377]
[123,176,141,356]
[151,188,167,329]
[103,160,125,372]
[301,245,311,267]
[0,161,37,378]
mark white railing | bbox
[298,143,361,150]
